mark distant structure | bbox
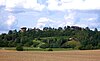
[71,26,82,30]
[20,27,27,32]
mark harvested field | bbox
[0,50,100,61]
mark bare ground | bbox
[0,50,100,61]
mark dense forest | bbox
[0,26,100,50]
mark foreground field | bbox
[0,50,100,61]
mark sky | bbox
[0,0,100,33]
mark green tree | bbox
[62,40,80,49]
[16,44,23,51]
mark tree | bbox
[8,30,13,34]
[85,44,93,50]
[0,26,100,50]
[94,28,98,32]
[97,43,100,49]
[58,27,63,31]
[62,40,80,49]
[85,27,90,31]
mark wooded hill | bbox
[0,26,100,50]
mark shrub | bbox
[48,48,53,51]
[79,44,93,50]
[16,45,23,51]
[39,43,49,49]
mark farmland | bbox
[0,50,100,61]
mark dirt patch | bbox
[0,50,100,61]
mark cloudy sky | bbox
[0,0,100,33]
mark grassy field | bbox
[0,50,100,61]
[0,47,74,51]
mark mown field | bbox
[0,50,100,61]
[0,47,74,51]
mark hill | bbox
[0,26,100,50]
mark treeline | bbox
[0,26,100,50]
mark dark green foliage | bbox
[79,44,93,50]
[0,26,100,50]
[16,44,23,51]
[48,48,53,51]
[97,43,100,49]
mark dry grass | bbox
[0,50,100,61]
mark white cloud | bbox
[87,18,97,21]
[5,14,16,26]
[63,10,76,26]
[0,0,5,5]
[74,22,100,29]
[74,13,99,28]
[5,0,18,8]
[0,0,45,11]
[61,10,99,29]
[81,17,97,22]
[1,0,100,11]
[23,0,45,11]
[46,0,65,11]
[0,0,100,32]
[47,0,100,11]
[36,17,55,29]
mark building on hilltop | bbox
[71,26,82,30]
[20,27,27,32]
